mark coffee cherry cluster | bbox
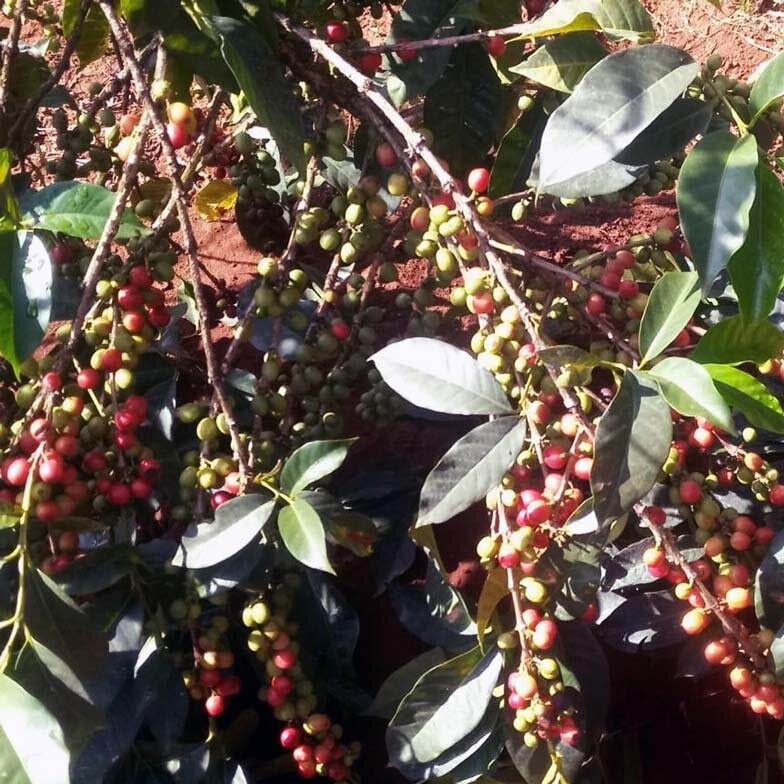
[243,575,361,780]
[47,108,115,180]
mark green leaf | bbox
[638,270,701,366]
[364,648,446,719]
[511,0,653,41]
[63,0,109,67]
[371,337,512,415]
[704,364,784,433]
[417,416,526,527]
[281,439,354,496]
[646,357,735,433]
[423,43,504,179]
[53,544,133,595]
[19,182,147,239]
[0,148,21,230]
[173,495,275,568]
[325,511,377,557]
[24,569,108,694]
[591,370,672,529]
[509,32,607,93]
[728,165,784,321]
[0,231,52,376]
[387,646,502,766]
[538,45,696,193]
[488,99,548,198]
[476,568,509,647]
[676,131,758,294]
[385,0,476,107]
[188,15,304,174]
[278,496,334,574]
[0,674,70,784]
[750,52,784,124]
[691,315,784,365]
[533,155,642,199]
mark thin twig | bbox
[353,24,528,56]
[99,3,249,476]
[0,0,29,128]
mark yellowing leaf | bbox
[194,179,238,221]
[476,567,510,647]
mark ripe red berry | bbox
[543,444,568,470]
[272,649,296,669]
[4,456,30,486]
[573,456,592,480]
[689,427,714,449]
[147,307,171,328]
[485,36,506,57]
[167,122,189,149]
[83,450,107,473]
[122,311,146,334]
[358,52,382,74]
[770,484,784,506]
[280,727,301,749]
[41,372,62,392]
[497,543,520,569]
[529,400,551,425]
[467,292,494,314]
[100,348,123,372]
[216,675,241,697]
[128,266,153,288]
[325,20,349,42]
[117,285,143,310]
[679,480,701,505]
[330,321,351,341]
[107,483,132,505]
[600,271,621,290]
[39,455,64,484]
[204,694,225,716]
[35,499,60,521]
[585,293,605,316]
[643,547,665,568]
[77,368,101,389]
[293,745,313,763]
[467,167,490,193]
[526,499,552,527]
[131,478,152,499]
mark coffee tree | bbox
[0,0,783,781]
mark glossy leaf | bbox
[750,52,784,124]
[538,45,697,193]
[385,0,476,107]
[756,529,784,631]
[476,568,510,647]
[0,674,70,784]
[591,371,672,529]
[24,568,108,687]
[54,544,133,595]
[198,15,305,174]
[193,179,238,221]
[20,182,147,239]
[691,315,784,365]
[533,154,643,198]
[281,439,354,496]
[63,0,109,67]
[0,231,52,375]
[510,32,607,93]
[704,364,784,433]
[423,44,504,178]
[638,270,700,366]
[646,357,735,433]
[278,496,334,574]
[418,416,525,527]
[488,99,548,198]
[599,590,686,651]
[364,649,446,720]
[511,0,653,41]
[387,646,502,768]
[371,338,512,415]
[676,131,758,294]
[728,165,784,321]
[173,495,275,568]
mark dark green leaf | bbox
[591,370,672,529]
[638,270,700,366]
[325,511,377,557]
[278,496,334,574]
[371,337,512,415]
[173,495,275,568]
[418,416,525,526]
[197,16,305,174]
[63,0,109,66]
[385,0,476,107]
[24,568,108,687]
[281,439,354,496]
[599,590,686,651]
[510,32,607,93]
[728,165,784,321]
[387,646,502,769]
[538,45,697,193]
[676,131,758,294]
[691,315,784,365]
[750,52,784,124]
[423,44,503,178]
[54,544,133,595]
[0,231,52,375]
[20,182,147,239]
[488,99,548,198]
[0,674,70,784]
[532,154,643,198]
[616,96,712,166]
[364,648,446,719]
[705,364,784,433]
[511,0,653,41]
[646,357,735,433]
[755,529,784,631]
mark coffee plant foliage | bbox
[0,0,783,781]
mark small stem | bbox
[721,94,749,135]
[353,24,528,56]
[0,0,29,130]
